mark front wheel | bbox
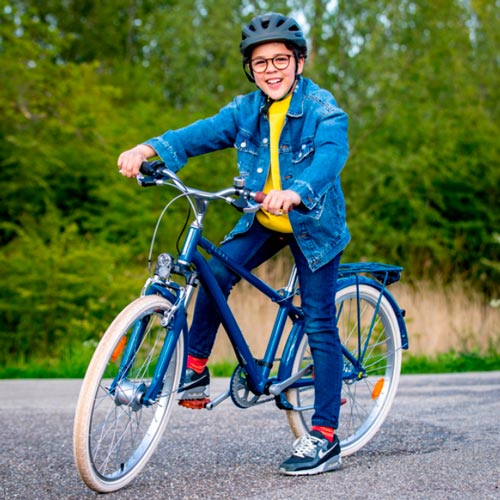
[286,281,402,456]
[73,295,184,493]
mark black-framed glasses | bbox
[249,54,293,73]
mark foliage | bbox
[401,348,500,374]
[0,202,144,363]
[304,0,500,288]
[0,0,499,369]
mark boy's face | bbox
[250,42,304,101]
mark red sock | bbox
[312,425,335,442]
[187,355,209,374]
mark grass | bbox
[401,347,500,374]
[2,348,500,379]
[0,346,94,379]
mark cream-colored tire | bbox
[73,295,184,493]
[286,282,402,456]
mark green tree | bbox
[306,0,500,287]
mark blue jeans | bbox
[188,220,343,429]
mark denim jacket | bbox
[144,77,350,271]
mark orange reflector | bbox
[372,378,384,400]
[111,337,127,362]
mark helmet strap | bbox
[260,72,299,116]
[243,61,256,83]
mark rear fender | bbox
[337,275,409,350]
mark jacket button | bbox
[257,168,263,174]
[262,138,268,144]
[240,141,247,148]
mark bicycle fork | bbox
[110,285,194,409]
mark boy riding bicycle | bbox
[118,12,349,476]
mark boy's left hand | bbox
[262,190,301,215]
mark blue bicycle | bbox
[73,161,409,493]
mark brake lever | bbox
[136,173,157,187]
[231,189,266,213]
[242,190,294,214]
[243,202,263,213]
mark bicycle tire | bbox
[73,295,184,493]
[285,281,402,456]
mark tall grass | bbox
[392,280,499,355]
[1,258,499,378]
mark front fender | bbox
[144,281,179,303]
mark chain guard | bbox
[229,365,274,408]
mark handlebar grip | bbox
[254,191,266,203]
[140,161,156,176]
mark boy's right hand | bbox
[117,144,156,178]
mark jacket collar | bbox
[288,76,305,117]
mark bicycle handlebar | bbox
[137,161,265,213]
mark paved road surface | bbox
[0,372,499,500]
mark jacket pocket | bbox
[292,138,315,164]
[235,131,260,178]
[234,132,259,156]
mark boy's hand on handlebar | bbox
[262,189,301,215]
[117,144,156,178]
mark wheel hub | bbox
[113,379,146,411]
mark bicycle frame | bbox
[116,228,408,410]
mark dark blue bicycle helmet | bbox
[240,12,307,58]
[240,13,307,83]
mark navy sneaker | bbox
[177,367,210,409]
[279,430,342,476]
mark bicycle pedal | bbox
[178,397,211,410]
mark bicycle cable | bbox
[146,174,251,273]
[176,204,191,255]
[147,191,193,273]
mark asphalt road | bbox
[0,372,499,500]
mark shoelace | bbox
[292,434,324,458]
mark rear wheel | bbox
[286,281,402,456]
[73,295,184,493]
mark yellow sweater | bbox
[256,95,293,233]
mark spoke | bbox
[94,406,132,474]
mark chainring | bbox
[229,365,273,408]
